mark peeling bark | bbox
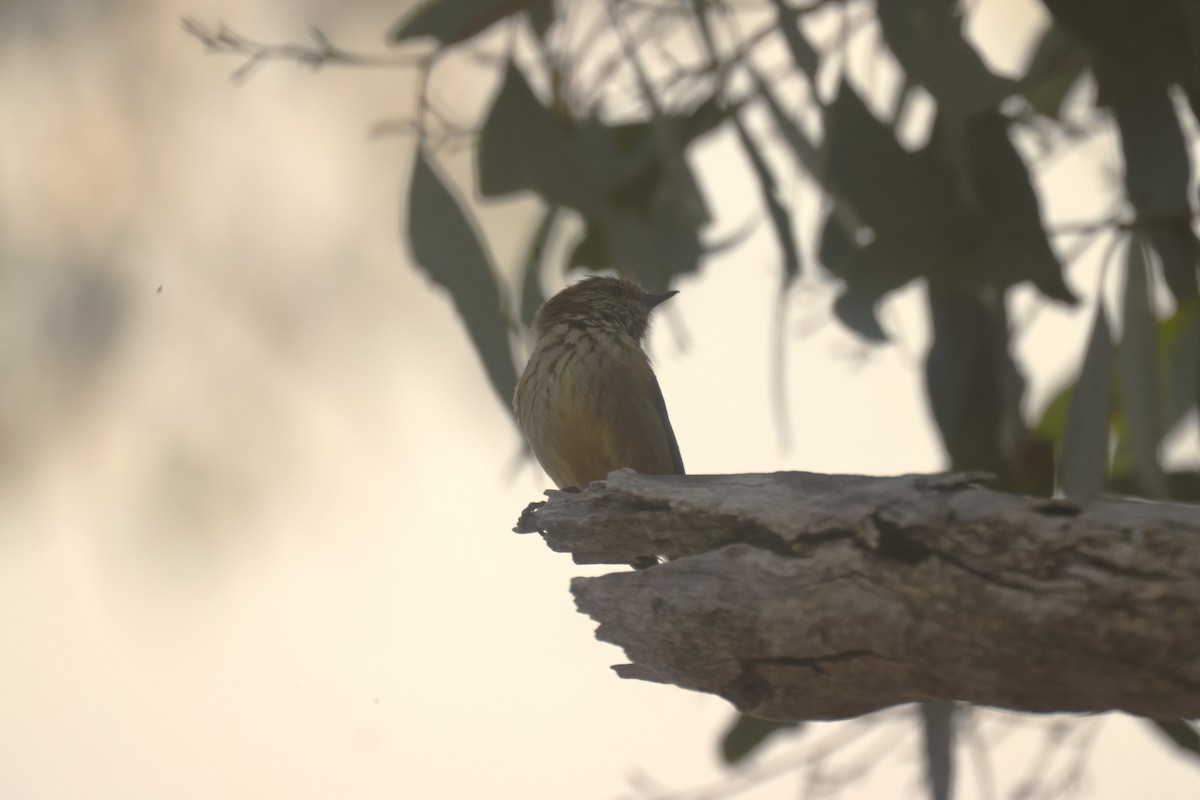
[513,470,1200,721]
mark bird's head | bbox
[533,275,677,341]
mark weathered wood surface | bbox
[514,470,1200,721]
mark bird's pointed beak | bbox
[644,289,678,309]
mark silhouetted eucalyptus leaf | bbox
[942,111,1075,303]
[818,215,900,343]
[750,67,828,194]
[478,62,597,212]
[519,206,558,327]
[1161,296,1200,431]
[605,207,705,289]
[1061,304,1115,495]
[925,287,1011,477]
[820,84,1075,340]
[720,714,801,765]
[824,82,959,237]
[730,114,800,282]
[1117,237,1167,497]
[833,289,886,343]
[818,82,954,336]
[569,218,610,272]
[1110,471,1200,501]
[1021,23,1092,119]
[568,209,704,290]
[571,98,723,219]
[1035,383,1072,441]
[1148,719,1200,761]
[1041,0,1198,101]
[1102,71,1198,301]
[769,0,818,79]
[562,97,724,289]
[876,0,1017,116]
[526,0,555,40]
[388,0,531,46]
[921,702,955,800]
[407,150,518,410]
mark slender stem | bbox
[181,17,423,82]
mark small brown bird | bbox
[514,275,684,491]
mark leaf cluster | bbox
[391,1,1197,514]
[386,0,1200,785]
[187,0,1200,788]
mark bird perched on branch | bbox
[514,275,684,494]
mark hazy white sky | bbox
[0,1,1197,799]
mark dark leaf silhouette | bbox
[925,287,1016,480]
[1103,70,1198,300]
[876,0,1017,116]
[920,702,955,800]
[526,0,555,40]
[1149,719,1200,760]
[719,714,801,765]
[1021,23,1092,119]
[407,150,518,410]
[478,62,598,211]
[1117,237,1168,497]
[1161,297,1200,432]
[1061,304,1115,495]
[389,0,533,46]
[731,114,800,282]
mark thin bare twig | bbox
[181,17,423,82]
[960,709,998,800]
[1011,719,1102,800]
[577,5,683,111]
[630,710,909,800]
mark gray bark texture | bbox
[512,470,1200,721]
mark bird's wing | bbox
[650,374,685,475]
[599,349,684,477]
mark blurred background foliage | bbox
[187,0,1200,797]
[369,0,1198,510]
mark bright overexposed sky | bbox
[0,1,1197,799]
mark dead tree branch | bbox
[514,470,1200,721]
